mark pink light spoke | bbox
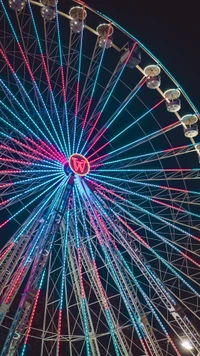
[82,97,92,130]
[87,141,109,160]
[11,138,57,162]
[0,144,43,162]
[0,170,21,175]
[89,153,109,165]
[0,242,14,262]
[0,158,32,166]
[17,43,35,82]
[0,49,15,74]
[0,199,10,207]
[86,127,107,157]
[41,54,52,92]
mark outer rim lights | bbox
[181,339,193,350]
[69,153,90,176]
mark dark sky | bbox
[65,0,200,110]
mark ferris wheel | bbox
[0,0,200,355]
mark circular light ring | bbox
[69,154,90,176]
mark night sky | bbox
[61,0,200,110]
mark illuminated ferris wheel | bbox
[0,0,200,355]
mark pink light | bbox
[12,138,51,161]
[95,210,111,240]
[40,141,64,161]
[161,121,180,132]
[88,210,104,245]
[5,267,25,304]
[39,139,66,162]
[0,220,9,229]
[182,252,200,268]
[17,43,35,82]
[167,336,182,356]
[90,163,104,169]
[25,137,63,162]
[0,199,10,207]
[151,98,165,110]
[159,185,189,194]
[60,66,66,103]
[86,113,102,143]
[57,309,63,356]
[78,248,85,298]
[162,145,188,153]
[23,286,41,345]
[0,158,32,165]
[82,97,92,129]
[116,215,150,249]
[0,170,21,174]
[97,189,115,203]
[152,199,185,213]
[87,127,107,154]
[93,260,108,309]
[89,153,109,164]
[0,242,14,262]
[100,188,200,261]
[0,144,43,162]
[27,138,57,161]
[0,49,15,74]
[75,81,80,118]
[0,183,13,189]
[161,169,191,172]
[87,141,109,160]
[89,179,126,201]
[41,54,52,92]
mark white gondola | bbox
[164,88,181,112]
[144,65,161,89]
[96,23,114,48]
[8,0,27,11]
[182,114,199,138]
[41,5,56,21]
[69,6,87,33]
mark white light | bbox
[181,340,193,350]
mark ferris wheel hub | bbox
[68,153,90,176]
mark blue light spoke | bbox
[72,25,84,154]
[55,5,71,157]
[76,44,106,152]
[27,1,68,156]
